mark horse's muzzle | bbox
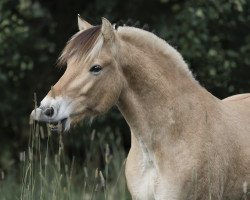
[30,107,69,133]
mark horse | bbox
[31,16,250,200]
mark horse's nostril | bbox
[44,107,54,117]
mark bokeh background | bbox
[0,0,250,199]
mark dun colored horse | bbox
[31,16,250,199]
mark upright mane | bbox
[117,26,194,79]
[58,23,194,80]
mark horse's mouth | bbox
[48,118,68,133]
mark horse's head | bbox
[30,17,125,133]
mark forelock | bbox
[58,25,102,66]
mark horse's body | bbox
[31,17,250,199]
[124,91,250,200]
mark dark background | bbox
[1,0,250,170]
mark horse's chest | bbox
[126,144,179,200]
[126,148,173,200]
[127,163,157,200]
[126,157,180,200]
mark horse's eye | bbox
[90,65,102,75]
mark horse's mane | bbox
[57,22,193,79]
[117,26,193,78]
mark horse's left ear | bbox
[101,17,115,42]
[78,14,92,31]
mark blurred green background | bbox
[0,0,250,198]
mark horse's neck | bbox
[117,40,219,151]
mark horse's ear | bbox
[78,14,92,31]
[101,17,115,41]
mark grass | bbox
[0,121,130,200]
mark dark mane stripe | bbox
[58,25,101,65]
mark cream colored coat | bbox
[31,17,250,200]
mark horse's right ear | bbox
[101,17,115,42]
[77,14,92,31]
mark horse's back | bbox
[222,93,250,115]
[223,93,250,102]
[222,93,250,135]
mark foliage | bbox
[163,0,250,97]
[0,0,56,129]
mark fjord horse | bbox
[31,17,250,199]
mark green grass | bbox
[1,122,249,200]
[0,122,130,200]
